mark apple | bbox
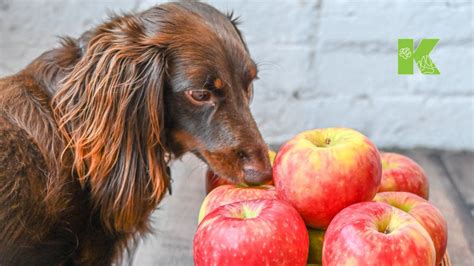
[323,201,436,266]
[378,152,429,199]
[374,191,447,265]
[307,228,325,264]
[205,150,277,193]
[273,128,382,228]
[198,184,277,223]
[193,199,309,266]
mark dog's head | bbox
[160,3,272,185]
[53,2,271,232]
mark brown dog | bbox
[0,2,271,265]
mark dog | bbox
[0,2,272,265]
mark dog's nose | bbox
[243,168,272,185]
[238,148,273,185]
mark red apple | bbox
[323,201,436,266]
[374,191,447,265]
[193,199,309,266]
[198,184,277,223]
[273,128,382,228]
[379,152,429,199]
[307,228,325,264]
[205,150,277,193]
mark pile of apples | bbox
[193,128,448,266]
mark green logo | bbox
[398,39,440,75]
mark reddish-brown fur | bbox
[0,2,271,265]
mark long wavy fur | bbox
[52,14,170,234]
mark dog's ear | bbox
[53,16,170,233]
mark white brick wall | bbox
[1,0,472,150]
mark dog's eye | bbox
[186,90,212,103]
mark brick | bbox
[313,47,473,97]
[250,45,318,100]
[0,0,139,45]
[203,0,321,45]
[319,0,472,50]
[252,96,474,151]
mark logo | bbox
[398,39,440,75]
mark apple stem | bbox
[325,138,331,145]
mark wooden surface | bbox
[132,150,474,266]
[400,150,474,265]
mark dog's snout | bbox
[240,147,273,185]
